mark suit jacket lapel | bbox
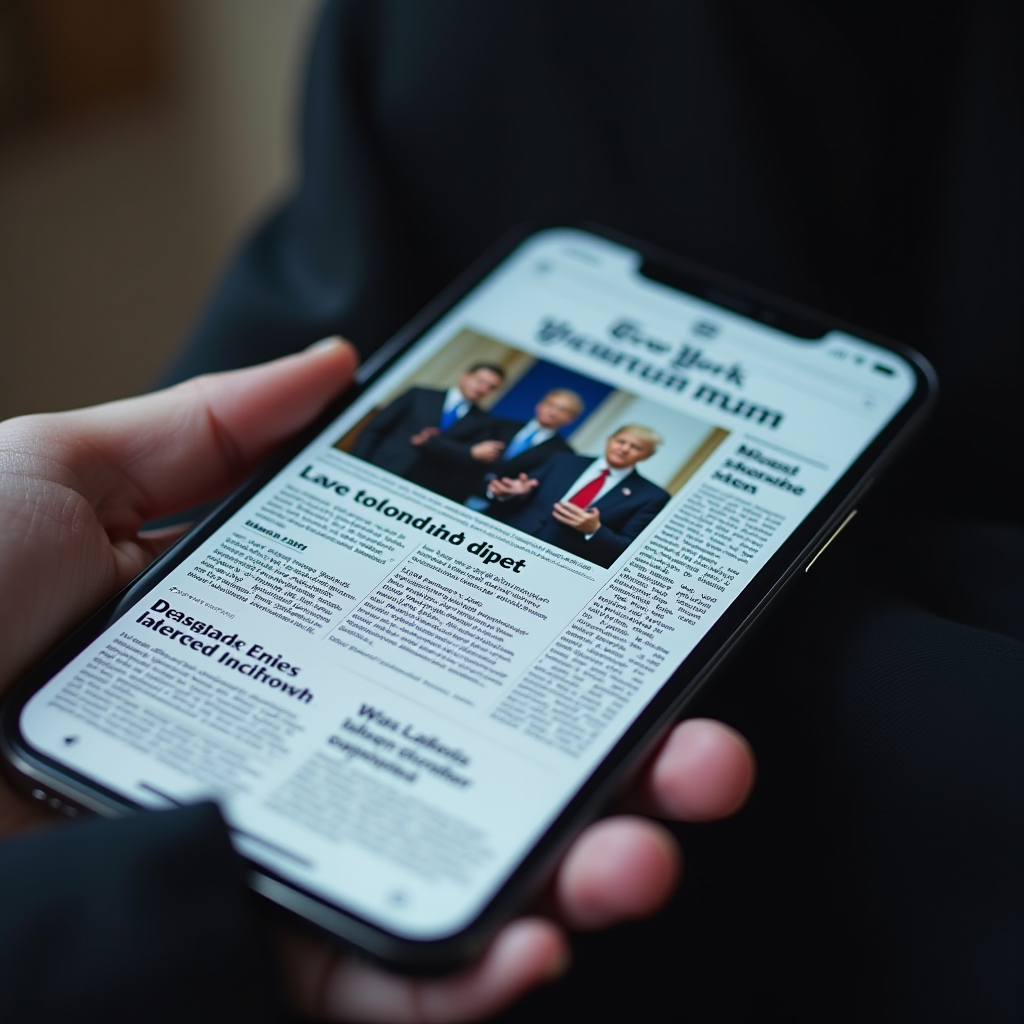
[594,469,641,512]
[424,389,446,427]
[446,405,485,437]
[539,453,590,502]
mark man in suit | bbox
[415,388,584,507]
[351,362,504,480]
[488,425,670,568]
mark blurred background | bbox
[0,0,320,421]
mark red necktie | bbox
[567,468,610,508]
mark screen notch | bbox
[639,257,825,341]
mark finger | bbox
[554,816,681,931]
[552,513,584,530]
[283,918,568,1023]
[65,337,358,518]
[639,718,756,822]
[551,504,582,526]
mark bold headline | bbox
[133,599,313,703]
[711,443,806,497]
[299,466,528,573]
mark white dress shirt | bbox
[442,386,471,422]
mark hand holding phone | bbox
[1,226,931,975]
[0,337,754,1020]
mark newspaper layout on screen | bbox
[21,230,917,939]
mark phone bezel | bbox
[0,223,937,972]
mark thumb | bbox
[64,338,359,519]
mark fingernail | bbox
[546,946,572,981]
[305,335,343,353]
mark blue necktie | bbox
[440,402,463,431]
[504,428,537,461]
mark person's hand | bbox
[281,717,754,1022]
[551,500,601,534]
[487,473,538,498]
[0,338,359,835]
[0,339,756,1021]
[410,425,441,446]
[469,439,506,462]
[0,338,358,700]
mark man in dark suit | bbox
[488,425,670,568]
[351,362,504,480]
[415,388,584,507]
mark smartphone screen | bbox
[13,228,926,949]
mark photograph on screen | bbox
[335,329,729,567]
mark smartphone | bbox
[0,226,935,971]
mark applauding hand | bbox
[469,439,507,462]
[410,425,441,446]
[551,500,601,535]
[488,472,539,499]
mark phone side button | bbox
[805,509,858,572]
[29,787,79,817]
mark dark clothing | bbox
[0,804,281,1024]
[402,409,507,503]
[415,417,575,505]
[24,2,1022,1022]
[490,453,669,567]
[497,519,1024,1024]
[483,420,575,487]
[351,385,491,483]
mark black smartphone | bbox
[0,226,935,971]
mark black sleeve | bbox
[416,434,479,467]
[0,804,283,1024]
[352,388,416,460]
[586,491,669,566]
[417,415,502,467]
